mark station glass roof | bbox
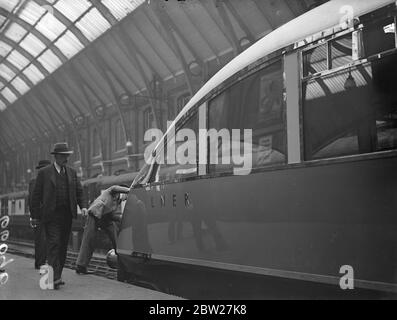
[0,0,145,111]
[0,0,319,153]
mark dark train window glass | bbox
[330,34,353,69]
[303,53,397,160]
[303,43,328,77]
[208,60,286,174]
[155,112,198,182]
[364,17,396,57]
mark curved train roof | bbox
[164,0,394,143]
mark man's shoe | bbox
[53,279,62,290]
[75,265,93,275]
[35,262,46,270]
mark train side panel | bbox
[118,155,397,293]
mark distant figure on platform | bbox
[28,159,51,270]
[75,185,130,275]
[31,143,87,289]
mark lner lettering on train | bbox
[150,193,192,209]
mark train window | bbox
[303,33,355,78]
[208,59,286,174]
[363,17,396,57]
[154,111,198,182]
[303,43,328,77]
[303,53,397,160]
[330,34,353,69]
[371,54,397,152]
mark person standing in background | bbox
[31,143,87,289]
[28,159,51,271]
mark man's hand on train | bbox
[81,208,88,217]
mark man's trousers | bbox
[43,210,72,282]
[76,214,118,268]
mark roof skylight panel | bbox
[75,8,111,41]
[54,30,84,58]
[2,87,18,103]
[5,23,27,42]
[7,51,30,70]
[19,1,45,25]
[54,0,92,22]
[0,100,6,111]
[0,0,20,12]
[11,77,30,95]
[102,0,146,20]
[0,41,12,57]
[37,49,63,73]
[0,64,16,81]
[20,33,47,57]
[23,65,45,84]
[36,10,67,41]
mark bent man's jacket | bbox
[31,165,87,222]
[88,185,130,220]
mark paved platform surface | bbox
[0,254,182,300]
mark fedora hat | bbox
[51,142,74,155]
[36,160,51,169]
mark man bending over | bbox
[75,185,130,274]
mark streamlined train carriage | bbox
[115,0,397,299]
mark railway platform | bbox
[0,253,181,300]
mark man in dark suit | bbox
[28,159,51,270]
[31,143,87,289]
